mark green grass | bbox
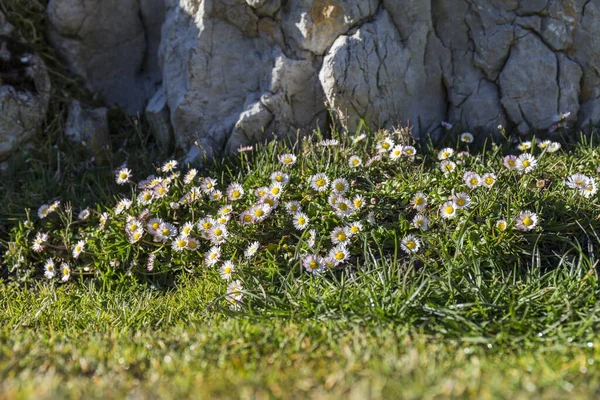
[2,128,600,398]
[1,278,600,399]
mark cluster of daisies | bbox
[12,125,599,308]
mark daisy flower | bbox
[138,190,154,205]
[389,145,404,160]
[269,182,284,198]
[147,253,156,272]
[401,234,421,254]
[547,142,561,153]
[157,222,177,241]
[307,229,317,248]
[440,201,457,219]
[515,210,538,231]
[482,173,497,188]
[171,235,189,252]
[205,246,221,266]
[44,258,56,279]
[209,190,223,201]
[261,195,279,209]
[309,173,329,192]
[348,221,364,235]
[412,214,429,231]
[77,208,90,221]
[128,228,144,244]
[239,211,254,226]
[403,146,417,157]
[245,241,260,258]
[115,199,133,215]
[334,198,354,217]
[209,224,229,245]
[352,195,366,210]
[319,139,339,147]
[348,156,362,168]
[226,183,244,201]
[285,201,302,215]
[146,218,163,235]
[451,192,471,209]
[537,140,552,150]
[32,232,48,253]
[330,226,351,245]
[376,138,394,153]
[464,172,481,188]
[270,171,289,185]
[438,148,454,161]
[180,222,194,237]
[411,192,428,211]
[279,153,297,166]
[331,178,350,194]
[251,203,272,222]
[99,212,109,230]
[153,184,170,198]
[460,132,474,143]
[126,219,143,234]
[37,204,51,219]
[292,212,309,230]
[495,219,508,232]
[219,260,235,281]
[302,255,324,275]
[566,174,591,190]
[580,178,598,198]
[503,155,518,170]
[516,153,537,173]
[329,244,349,265]
[183,168,198,184]
[201,178,217,194]
[60,263,71,282]
[72,240,85,259]
[116,167,132,185]
[440,160,456,175]
[517,141,532,151]
[226,280,244,305]
[161,159,178,172]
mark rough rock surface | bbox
[47,0,164,112]
[0,15,51,161]
[46,0,600,157]
[65,100,111,164]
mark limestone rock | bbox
[43,0,600,157]
[47,0,163,112]
[0,34,51,161]
[146,86,174,151]
[320,7,447,138]
[65,100,111,164]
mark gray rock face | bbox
[47,0,164,112]
[46,0,600,158]
[0,15,51,161]
[65,100,112,164]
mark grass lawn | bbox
[2,125,600,398]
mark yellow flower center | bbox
[445,206,454,214]
[456,198,465,206]
[152,222,160,230]
[255,210,264,217]
[522,161,530,167]
[243,215,252,222]
[316,179,326,187]
[284,157,292,163]
[508,160,515,167]
[272,187,280,195]
[335,183,345,191]
[203,222,212,229]
[335,252,344,260]
[350,226,359,234]
[187,240,197,250]
[298,217,306,225]
[337,233,347,241]
[406,149,414,155]
[470,178,478,185]
[354,200,363,208]
[214,229,223,236]
[232,191,240,198]
[382,142,390,149]
[120,172,128,179]
[224,266,231,274]
[339,203,349,211]
[523,217,533,226]
[406,241,416,249]
[485,177,494,185]
[309,261,318,270]
[162,229,170,236]
[415,197,424,205]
